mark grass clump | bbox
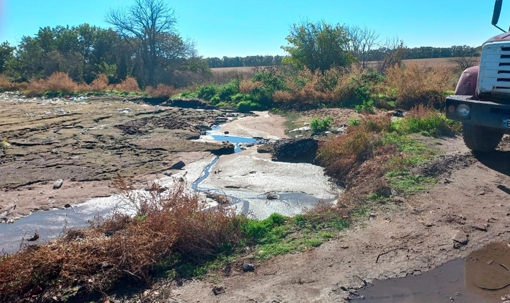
[393,104,461,136]
[310,116,333,132]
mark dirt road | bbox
[131,138,510,302]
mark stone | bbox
[266,192,280,200]
[170,160,185,170]
[453,230,469,249]
[212,285,225,295]
[53,179,63,189]
[271,138,319,163]
[257,144,273,154]
[64,203,72,208]
[242,263,255,272]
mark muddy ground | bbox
[0,93,236,220]
[4,92,510,302]
[125,137,510,302]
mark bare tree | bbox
[377,37,408,73]
[347,25,380,70]
[106,0,182,86]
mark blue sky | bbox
[0,0,508,58]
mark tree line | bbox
[207,45,479,69]
[0,0,209,88]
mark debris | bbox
[27,231,40,242]
[266,192,279,200]
[242,263,255,272]
[453,230,469,249]
[53,179,64,189]
[212,286,225,295]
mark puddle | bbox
[354,242,510,303]
[0,195,129,254]
[0,122,338,253]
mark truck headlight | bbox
[456,104,471,117]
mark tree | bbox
[106,0,194,86]
[346,25,379,70]
[281,20,355,72]
[0,42,15,74]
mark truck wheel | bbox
[462,123,503,153]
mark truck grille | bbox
[479,41,510,100]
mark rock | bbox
[53,179,64,189]
[257,144,273,154]
[242,263,255,272]
[170,160,185,170]
[453,230,469,249]
[64,203,72,208]
[27,231,39,242]
[209,143,235,155]
[224,131,229,135]
[266,192,279,200]
[271,138,319,163]
[212,285,225,295]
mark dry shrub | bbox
[145,84,176,98]
[318,115,392,187]
[89,74,110,91]
[0,179,243,301]
[239,79,261,93]
[115,77,140,92]
[27,72,83,96]
[385,63,456,109]
[0,74,28,91]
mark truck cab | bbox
[446,0,510,152]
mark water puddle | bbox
[0,122,338,253]
[353,242,510,303]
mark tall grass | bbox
[0,180,243,301]
[385,63,457,109]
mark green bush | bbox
[348,117,361,126]
[310,116,333,132]
[237,101,265,113]
[251,71,286,107]
[219,80,240,101]
[197,85,217,100]
[231,93,247,102]
[210,95,221,105]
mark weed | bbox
[196,85,217,100]
[348,117,361,126]
[393,104,461,136]
[310,116,333,132]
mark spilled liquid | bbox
[354,242,510,303]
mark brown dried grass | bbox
[239,80,261,94]
[115,77,140,92]
[0,74,28,92]
[317,115,393,187]
[145,84,177,98]
[28,72,80,95]
[89,74,111,91]
[0,178,243,301]
[385,63,456,109]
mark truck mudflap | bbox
[446,95,510,131]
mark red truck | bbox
[446,0,510,152]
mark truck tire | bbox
[462,123,502,153]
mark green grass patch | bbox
[386,171,437,195]
[393,111,461,137]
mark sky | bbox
[0,0,508,58]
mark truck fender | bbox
[454,66,479,96]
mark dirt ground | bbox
[0,93,234,221]
[123,138,510,302]
[4,93,510,302]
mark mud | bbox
[355,242,510,302]
[0,93,236,221]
